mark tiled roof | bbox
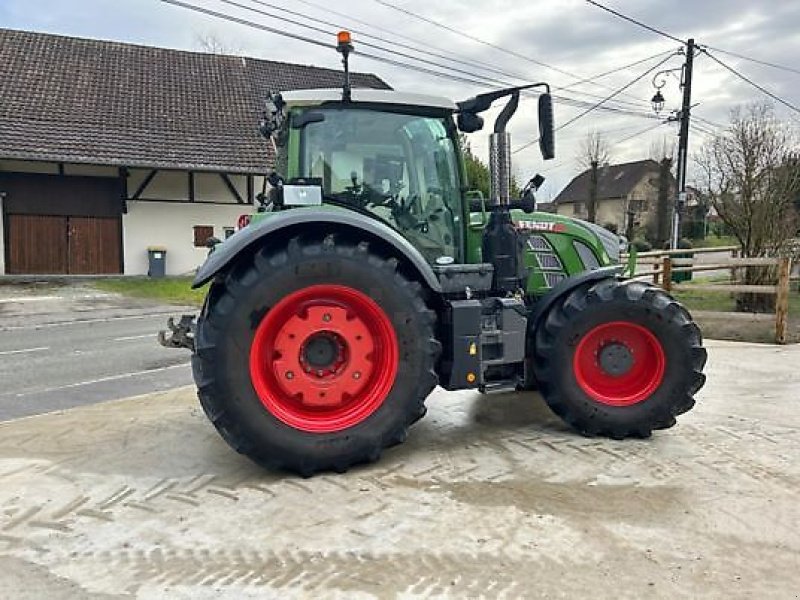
[554,159,664,204]
[0,28,390,174]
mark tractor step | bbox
[479,380,520,393]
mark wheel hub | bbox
[272,305,373,408]
[249,285,399,433]
[302,332,345,371]
[573,321,666,407]
[598,342,634,376]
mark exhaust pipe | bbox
[489,132,512,206]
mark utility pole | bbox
[671,38,695,249]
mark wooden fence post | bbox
[775,257,791,344]
[662,257,672,292]
[652,262,660,286]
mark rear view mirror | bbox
[291,111,325,129]
[538,93,555,160]
[457,111,484,133]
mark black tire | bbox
[192,234,440,476]
[533,279,706,438]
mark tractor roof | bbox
[280,88,457,112]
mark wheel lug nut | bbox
[353,371,361,380]
[322,313,332,322]
[285,371,294,380]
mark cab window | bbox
[299,108,463,263]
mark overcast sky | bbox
[2,0,799,200]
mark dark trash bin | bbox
[672,239,694,284]
[147,246,167,278]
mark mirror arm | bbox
[457,82,550,114]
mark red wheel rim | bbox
[573,321,666,406]
[249,285,399,432]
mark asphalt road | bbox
[0,283,195,421]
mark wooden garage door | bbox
[6,214,121,275]
[7,215,68,274]
[68,217,122,274]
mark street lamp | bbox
[651,90,665,114]
[648,41,696,249]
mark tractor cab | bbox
[269,89,466,265]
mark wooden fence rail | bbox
[626,251,792,344]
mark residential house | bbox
[0,28,389,275]
[553,159,675,237]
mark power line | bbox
[163,0,332,50]
[611,121,668,147]
[583,2,800,119]
[514,52,678,153]
[370,0,649,103]
[584,0,683,44]
[162,0,500,88]
[556,50,675,93]
[292,0,670,110]
[705,46,800,77]
[702,49,800,115]
[245,0,528,85]
[237,0,654,113]
[167,0,664,123]
[221,0,529,86]
[692,114,724,130]
[689,123,715,137]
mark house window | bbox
[224,227,235,239]
[193,225,214,247]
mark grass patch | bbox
[672,288,737,312]
[93,277,206,307]
[672,283,799,343]
[672,283,800,315]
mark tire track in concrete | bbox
[87,547,531,597]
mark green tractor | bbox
[163,34,706,476]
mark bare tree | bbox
[696,103,798,256]
[578,131,610,223]
[194,32,239,55]
[695,102,800,310]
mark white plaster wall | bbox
[127,169,256,204]
[123,201,246,275]
[0,193,5,275]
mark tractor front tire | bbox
[192,235,439,476]
[533,279,706,438]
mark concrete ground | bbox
[0,340,798,599]
[0,282,193,420]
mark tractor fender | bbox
[192,209,442,292]
[529,266,624,331]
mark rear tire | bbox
[192,234,440,475]
[533,279,706,438]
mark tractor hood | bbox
[510,211,622,263]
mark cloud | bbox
[2,0,798,194]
